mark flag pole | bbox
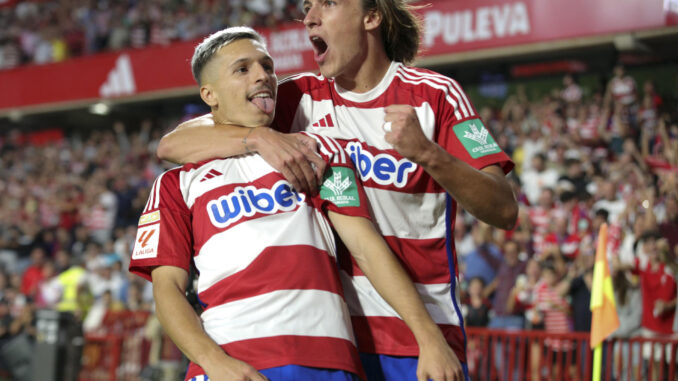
[592,344,602,381]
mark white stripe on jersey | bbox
[302,132,347,164]
[145,171,168,213]
[396,70,467,120]
[320,134,347,164]
[400,66,476,119]
[202,289,355,345]
[395,72,463,120]
[341,273,461,326]
[153,171,166,210]
[364,187,446,240]
[195,207,333,293]
[279,71,324,86]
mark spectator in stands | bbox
[0,297,32,379]
[558,157,590,200]
[521,153,559,205]
[454,217,475,262]
[605,63,638,110]
[82,289,124,333]
[487,240,527,330]
[659,194,678,253]
[19,247,45,298]
[0,0,305,70]
[485,240,527,381]
[542,215,581,261]
[464,223,503,286]
[534,262,573,380]
[562,256,593,334]
[613,230,676,372]
[611,270,642,381]
[561,74,582,104]
[463,277,492,328]
[594,180,626,224]
[529,187,557,258]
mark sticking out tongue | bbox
[251,97,274,114]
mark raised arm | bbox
[329,212,463,381]
[151,266,267,381]
[156,114,326,194]
[383,105,518,230]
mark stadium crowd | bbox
[0,64,676,378]
[0,0,304,70]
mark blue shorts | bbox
[360,353,470,381]
[188,364,360,381]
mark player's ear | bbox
[363,8,382,31]
[200,84,217,108]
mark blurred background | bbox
[0,0,677,380]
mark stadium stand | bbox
[0,0,304,70]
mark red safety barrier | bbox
[78,310,182,381]
[466,328,678,381]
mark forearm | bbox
[416,142,517,230]
[156,114,252,164]
[331,214,444,347]
[151,268,228,370]
[483,280,498,299]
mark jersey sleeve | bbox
[128,169,193,281]
[434,79,514,174]
[302,132,371,220]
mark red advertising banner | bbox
[0,0,673,113]
[0,0,18,8]
[419,0,667,55]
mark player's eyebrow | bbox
[229,57,252,68]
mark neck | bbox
[334,40,391,93]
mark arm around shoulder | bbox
[156,114,253,164]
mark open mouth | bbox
[310,36,328,62]
[248,90,274,114]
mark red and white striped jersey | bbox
[273,62,514,361]
[610,76,637,105]
[129,134,370,379]
[534,282,572,351]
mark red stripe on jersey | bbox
[351,316,466,363]
[198,245,343,308]
[340,236,451,285]
[184,335,363,380]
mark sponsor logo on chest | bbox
[206,180,305,228]
[345,142,417,188]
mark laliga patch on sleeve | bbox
[138,210,161,226]
[132,224,160,260]
[453,118,502,159]
[320,167,360,207]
